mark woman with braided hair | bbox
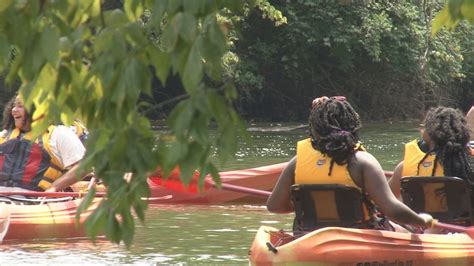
[267,96,433,233]
[389,106,473,198]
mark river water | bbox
[0,122,419,264]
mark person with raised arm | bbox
[267,96,433,232]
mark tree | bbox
[0,0,284,246]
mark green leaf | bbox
[461,0,474,21]
[0,34,10,72]
[162,140,189,168]
[40,26,59,65]
[147,47,171,84]
[105,9,129,28]
[208,163,221,187]
[120,209,135,247]
[176,12,197,42]
[124,0,144,21]
[0,0,12,13]
[150,0,167,26]
[85,203,107,240]
[76,188,97,217]
[105,211,121,242]
[432,7,450,36]
[168,100,194,134]
[182,40,203,92]
[167,0,182,13]
[182,0,202,15]
[124,23,148,46]
[161,20,178,52]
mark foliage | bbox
[0,0,285,247]
[225,1,473,121]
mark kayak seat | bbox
[400,176,472,226]
[291,184,366,232]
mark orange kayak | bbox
[3,198,100,240]
[249,225,474,265]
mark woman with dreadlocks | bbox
[389,106,473,198]
[267,96,433,233]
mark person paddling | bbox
[0,94,88,192]
[267,96,433,233]
[388,107,473,199]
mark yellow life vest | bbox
[402,139,444,177]
[295,138,360,187]
[294,138,373,223]
[0,126,64,191]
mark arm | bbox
[45,126,88,192]
[388,162,404,199]
[45,163,85,192]
[357,152,431,227]
[267,156,296,213]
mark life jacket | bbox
[402,139,444,177]
[0,126,65,191]
[294,138,377,226]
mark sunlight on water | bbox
[0,122,420,264]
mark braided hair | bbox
[422,107,472,182]
[309,98,362,170]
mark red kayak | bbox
[146,163,287,204]
[2,197,100,240]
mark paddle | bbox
[0,191,172,201]
[0,191,108,198]
[433,220,474,238]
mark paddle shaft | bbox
[211,182,271,197]
[0,191,107,198]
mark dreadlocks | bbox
[422,107,472,182]
[309,98,362,166]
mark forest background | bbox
[1,1,473,122]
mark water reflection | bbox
[0,122,420,264]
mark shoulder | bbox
[51,125,76,137]
[354,150,378,164]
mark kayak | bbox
[145,163,287,204]
[2,197,100,241]
[249,225,474,265]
